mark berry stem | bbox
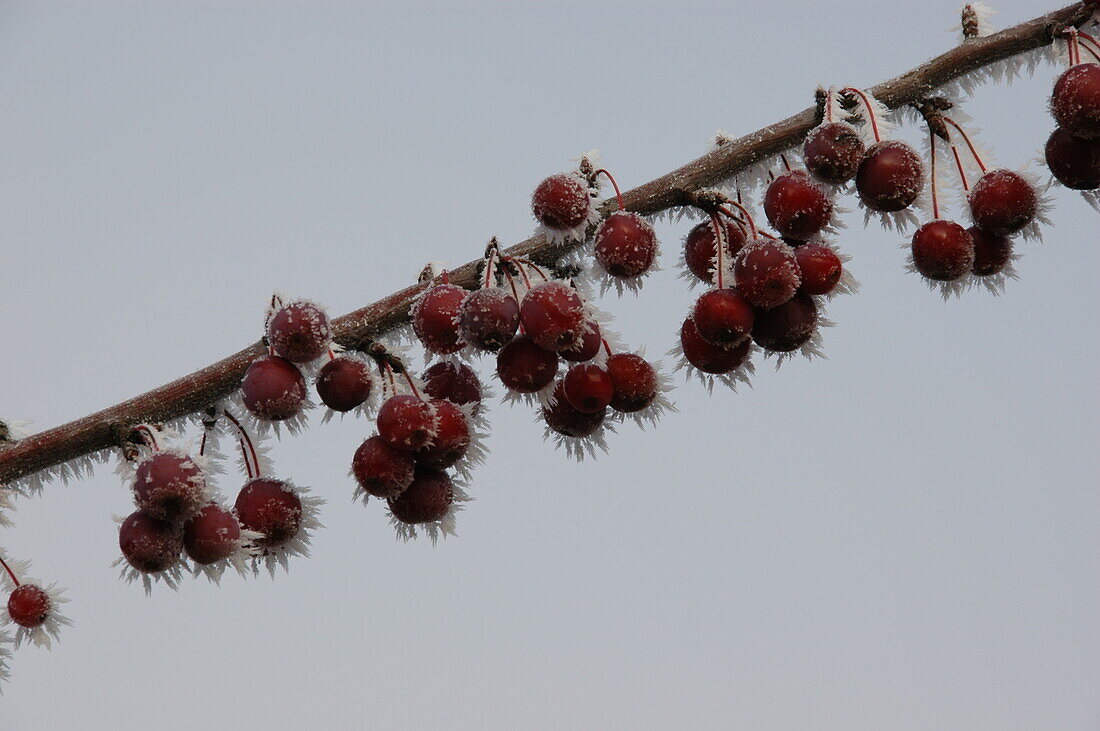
[0,554,21,587]
[1074,29,1100,62]
[942,117,988,174]
[595,169,625,211]
[825,87,835,123]
[601,338,613,359]
[382,360,423,400]
[482,246,498,289]
[929,126,941,219]
[708,212,727,289]
[841,87,882,143]
[223,409,261,479]
[779,154,792,172]
[717,198,758,239]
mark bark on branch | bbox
[0,2,1091,486]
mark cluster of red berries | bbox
[1045,29,1100,193]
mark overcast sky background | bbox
[2,1,1099,729]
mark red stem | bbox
[709,212,726,289]
[0,554,21,588]
[482,248,497,289]
[1075,30,1100,62]
[223,410,261,479]
[717,199,758,239]
[601,338,613,359]
[942,117,988,174]
[596,169,625,211]
[930,127,940,219]
[841,87,882,143]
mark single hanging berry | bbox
[316,354,374,412]
[183,504,243,565]
[352,435,416,498]
[593,211,659,279]
[496,334,559,393]
[531,173,593,232]
[855,140,924,212]
[459,287,520,352]
[967,169,1038,236]
[751,293,818,353]
[968,226,1013,277]
[794,242,843,295]
[1051,63,1100,140]
[132,450,208,523]
[241,355,308,421]
[267,300,331,363]
[803,121,865,184]
[412,283,468,355]
[520,281,588,352]
[6,585,51,628]
[763,170,834,241]
[733,239,802,310]
[683,219,746,283]
[234,478,303,548]
[1044,126,1100,190]
[679,318,751,375]
[118,511,184,574]
[690,289,754,347]
[542,381,606,438]
[558,319,602,363]
[422,361,483,413]
[563,364,614,414]
[415,400,470,470]
[388,466,454,525]
[377,394,436,452]
[605,353,659,413]
[910,221,975,281]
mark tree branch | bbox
[0,2,1091,487]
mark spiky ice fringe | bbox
[1082,189,1100,213]
[247,481,325,578]
[0,491,14,528]
[188,527,264,585]
[0,419,31,443]
[828,250,861,299]
[667,338,756,395]
[0,630,11,688]
[844,89,897,148]
[1013,167,1055,245]
[388,482,471,545]
[763,313,835,369]
[6,448,113,498]
[501,377,559,411]
[219,387,314,441]
[451,399,490,482]
[0,560,72,650]
[608,358,678,431]
[863,203,922,235]
[539,410,616,462]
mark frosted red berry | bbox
[388,467,454,524]
[690,288,754,347]
[422,361,483,412]
[559,319,602,362]
[733,239,802,310]
[563,364,614,413]
[7,585,51,628]
[266,301,331,363]
[416,400,470,470]
[683,219,747,283]
[605,353,658,413]
[352,435,416,498]
[764,170,834,241]
[459,287,520,351]
[183,504,242,565]
[532,173,592,231]
[133,451,207,523]
[543,381,606,438]
[594,211,659,278]
[855,140,924,212]
[751,293,818,353]
[968,226,1013,277]
[803,121,865,184]
[794,242,843,295]
[1045,126,1100,190]
[496,334,559,393]
[679,318,751,374]
[234,478,302,548]
[968,169,1038,236]
[119,510,183,573]
[412,283,468,355]
[316,355,373,412]
[520,281,588,352]
[911,220,975,281]
[377,394,435,452]
[241,355,307,421]
[1051,63,1100,140]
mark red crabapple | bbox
[266,301,331,363]
[684,219,747,283]
[1051,63,1100,139]
[763,170,834,241]
[605,353,659,413]
[352,435,416,498]
[680,318,752,374]
[733,239,802,310]
[416,400,470,470]
[594,211,659,278]
[794,242,843,295]
[377,394,436,452]
[6,585,51,628]
[543,381,606,438]
[968,169,1038,236]
[133,451,207,523]
[751,293,818,353]
[412,283,468,355]
[234,478,302,548]
[690,289,754,347]
[1045,126,1100,190]
[316,355,373,412]
[968,226,1013,277]
[241,355,308,421]
[803,122,865,184]
[119,511,183,574]
[910,220,975,281]
[183,504,242,565]
[532,173,592,231]
[496,335,559,393]
[563,364,614,413]
[559,319,602,362]
[855,140,924,212]
[520,281,588,352]
[388,467,454,524]
[422,361,483,412]
[459,287,520,351]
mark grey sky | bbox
[2,1,1099,729]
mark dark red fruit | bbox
[751,293,818,352]
[422,361,483,412]
[266,301,331,363]
[520,281,588,351]
[416,400,470,470]
[1045,126,1100,189]
[542,381,606,438]
[968,169,1038,236]
[183,504,242,565]
[377,394,435,452]
[133,451,206,523]
[563,364,614,413]
[352,435,416,498]
[1051,63,1100,139]
[733,239,802,310]
[764,170,834,241]
[7,585,51,628]
[388,467,454,524]
[459,287,519,351]
[911,220,975,281]
[968,226,1013,277]
[559,319,602,362]
[119,511,183,573]
[241,355,307,421]
[690,288,754,347]
[679,318,751,374]
[594,211,659,278]
[794,242,843,295]
[803,121,865,184]
[234,478,302,548]
[496,334,559,393]
[683,219,747,283]
[605,353,658,413]
[316,355,373,412]
[412,283,468,355]
[532,173,592,231]
[856,140,924,212]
